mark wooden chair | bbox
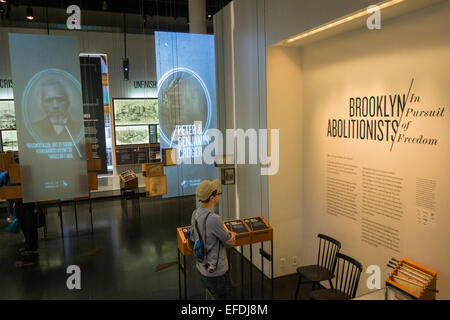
[294,234,341,299]
[310,253,363,300]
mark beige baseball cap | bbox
[196,179,221,201]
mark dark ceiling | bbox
[0,0,232,33]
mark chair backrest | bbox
[317,234,341,273]
[333,253,363,299]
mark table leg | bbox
[59,203,64,238]
[240,246,244,299]
[43,208,48,239]
[89,198,93,234]
[250,244,253,299]
[261,242,264,292]
[178,249,181,300]
[74,201,79,236]
[183,254,187,300]
[271,240,274,298]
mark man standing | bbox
[191,179,236,299]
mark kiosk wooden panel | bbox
[145,175,167,197]
[223,219,252,246]
[386,258,437,300]
[8,163,21,184]
[0,185,22,199]
[142,163,164,177]
[243,216,273,243]
[119,170,139,189]
[177,226,192,256]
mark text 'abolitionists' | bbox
[326,81,446,150]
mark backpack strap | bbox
[194,211,211,262]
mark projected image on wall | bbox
[113,98,159,126]
[22,69,84,144]
[155,31,218,197]
[1,130,18,151]
[0,100,16,130]
[8,33,88,203]
[157,68,211,146]
[115,125,150,146]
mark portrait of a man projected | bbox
[23,69,84,148]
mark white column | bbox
[189,0,206,34]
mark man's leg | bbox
[200,273,219,299]
[214,271,233,300]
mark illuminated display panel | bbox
[1,130,18,151]
[8,33,88,202]
[155,31,218,197]
[0,100,16,130]
[115,125,150,146]
[113,98,159,126]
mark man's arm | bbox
[210,215,236,248]
[226,231,236,247]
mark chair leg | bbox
[294,275,302,300]
[312,282,316,291]
[329,279,333,289]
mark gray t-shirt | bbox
[191,207,231,277]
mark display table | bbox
[176,216,274,300]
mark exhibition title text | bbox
[327,79,446,150]
[327,95,404,142]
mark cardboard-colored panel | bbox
[88,172,98,191]
[0,185,22,200]
[146,175,167,197]
[87,159,102,172]
[0,153,13,172]
[8,164,21,184]
[142,163,164,177]
[85,143,93,160]
[162,148,177,166]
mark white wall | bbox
[300,1,449,298]
[214,0,381,278]
[214,0,270,273]
[215,0,450,299]
[266,46,303,277]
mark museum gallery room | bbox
[0,0,448,302]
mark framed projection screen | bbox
[8,33,88,202]
[0,100,16,130]
[115,125,150,146]
[0,99,18,152]
[113,98,159,126]
[1,130,18,152]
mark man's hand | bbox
[226,231,236,246]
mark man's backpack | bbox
[191,211,211,263]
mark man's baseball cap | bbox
[196,179,221,201]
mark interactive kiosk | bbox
[176,216,273,299]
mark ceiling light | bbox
[26,7,34,20]
[285,0,406,44]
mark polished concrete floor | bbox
[0,195,312,300]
